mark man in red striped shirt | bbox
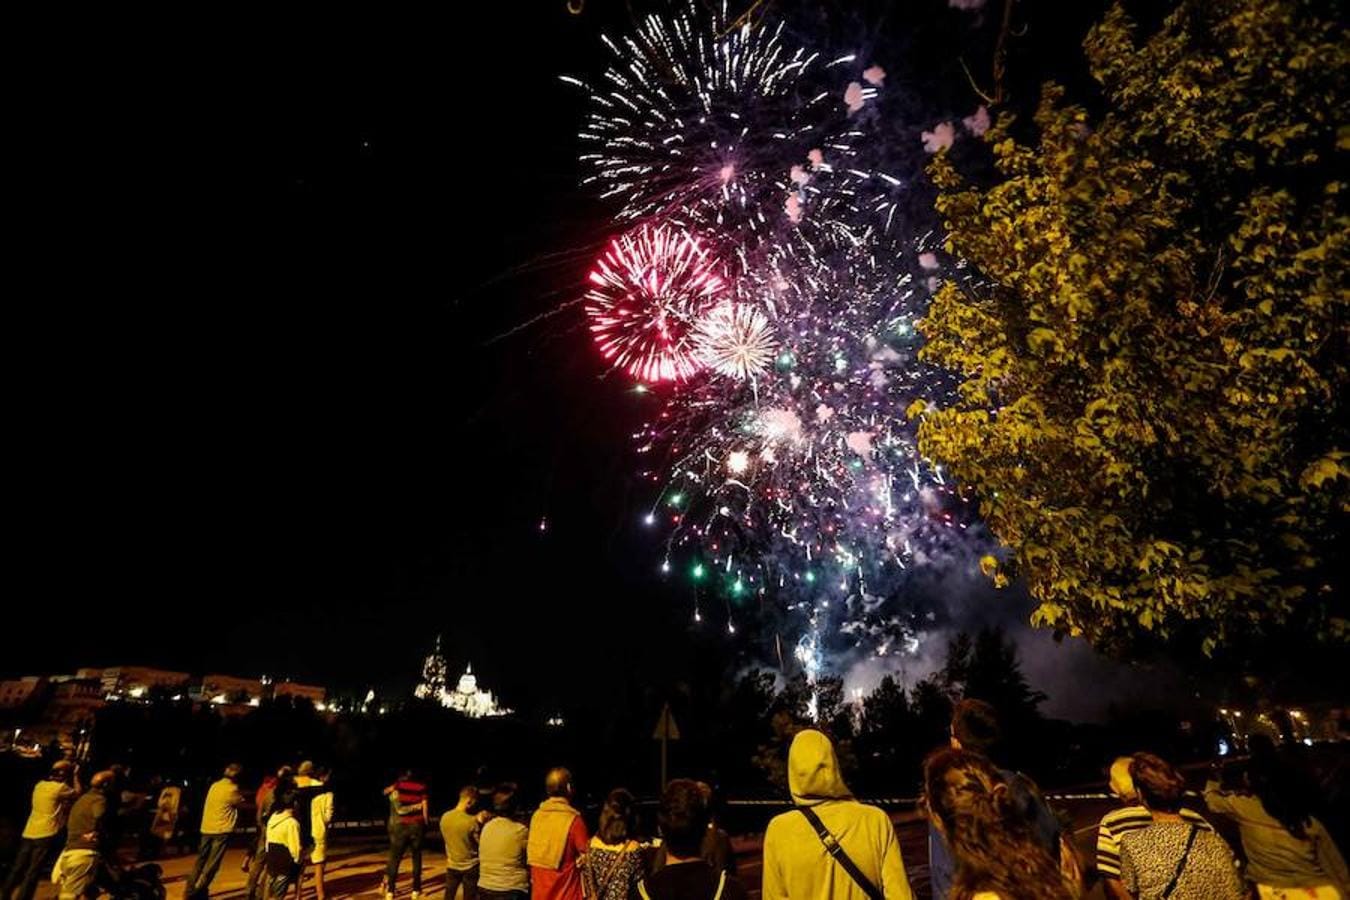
[384,770,429,900]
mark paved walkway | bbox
[33,842,399,900]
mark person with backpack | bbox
[761,729,912,900]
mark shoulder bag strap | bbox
[797,806,884,900]
[1161,824,1200,900]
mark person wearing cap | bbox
[1,761,82,900]
[187,764,247,900]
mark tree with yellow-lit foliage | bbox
[914,0,1347,655]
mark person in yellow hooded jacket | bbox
[762,729,913,900]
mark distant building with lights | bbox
[445,665,510,717]
[1217,704,1342,748]
[101,667,191,699]
[0,677,47,709]
[1,665,329,753]
[48,679,103,717]
[414,638,511,718]
[274,680,326,704]
[200,674,266,705]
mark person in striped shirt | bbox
[384,770,430,900]
[1096,756,1212,900]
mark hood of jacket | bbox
[789,729,853,806]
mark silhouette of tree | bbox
[856,676,917,793]
[911,676,955,758]
[751,673,856,793]
[937,626,1047,770]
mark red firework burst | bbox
[585,224,727,382]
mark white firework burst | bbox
[693,303,779,379]
[564,3,814,225]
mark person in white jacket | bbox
[265,794,303,900]
[307,769,335,900]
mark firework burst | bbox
[585,224,727,383]
[562,0,877,250]
[566,4,809,221]
[567,3,989,677]
[693,302,778,380]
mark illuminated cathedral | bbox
[414,637,510,718]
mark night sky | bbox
[7,2,1172,720]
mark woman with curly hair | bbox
[922,748,1079,900]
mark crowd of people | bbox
[1,697,1346,900]
[376,767,742,900]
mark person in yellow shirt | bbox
[2,761,81,900]
[187,764,246,900]
[1204,749,1349,900]
[761,729,912,900]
